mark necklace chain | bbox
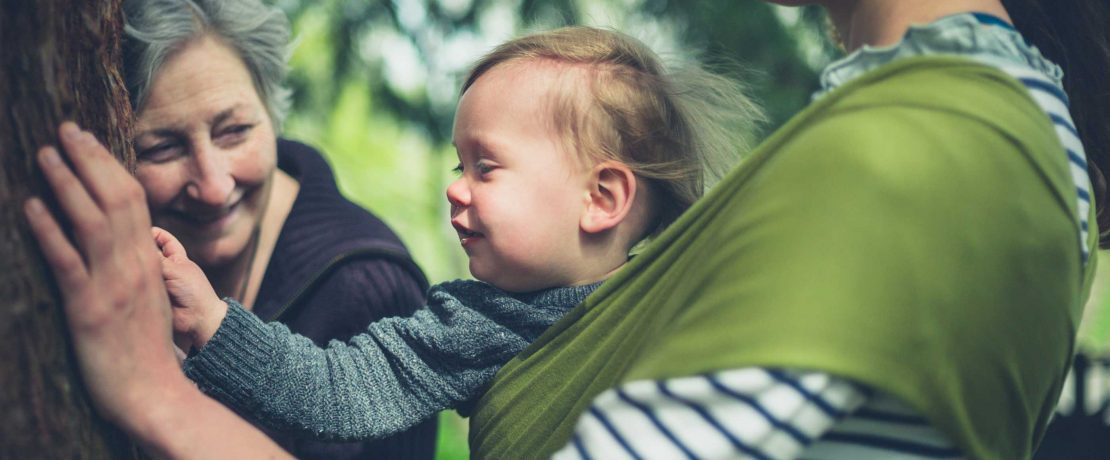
[235,226,263,303]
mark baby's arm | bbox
[152,227,227,351]
[182,280,565,441]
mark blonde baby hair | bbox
[461,26,765,236]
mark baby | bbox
[160,26,762,440]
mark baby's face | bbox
[448,61,592,293]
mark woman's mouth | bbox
[169,199,243,233]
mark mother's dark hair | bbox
[1003,0,1110,247]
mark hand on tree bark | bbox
[22,122,188,429]
[23,123,294,459]
[152,227,228,352]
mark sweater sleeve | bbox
[183,280,564,441]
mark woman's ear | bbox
[581,161,637,234]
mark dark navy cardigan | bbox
[251,139,435,459]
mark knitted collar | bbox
[509,281,604,311]
[815,12,1064,99]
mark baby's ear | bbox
[581,161,637,234]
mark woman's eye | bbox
[137,143,183,163]
[215,124,254,144]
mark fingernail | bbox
[61,122,81,141]
[25,198,45,215]
[40,148,61,167]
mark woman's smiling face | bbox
[133,35,277,269]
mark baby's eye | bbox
[475,161,494,175]
[451,163,463,175]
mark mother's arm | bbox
[23,122,291,459]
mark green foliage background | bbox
[270,1,1110,457]
[276,0,836,295]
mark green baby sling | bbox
[468,57,1096,460]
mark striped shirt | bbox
[553,12,1086,460]
[992,59,1091,265]
[553,369,962,460]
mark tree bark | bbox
[0,0,138,457]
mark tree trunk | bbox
[0,0,138,457]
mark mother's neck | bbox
[202,237,258,300]
[201,169,301,308]
[824,0,1012,52]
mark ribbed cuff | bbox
[182,299,280,411]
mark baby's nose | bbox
[445,178,470,210]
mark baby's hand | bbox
[152,227,228,351]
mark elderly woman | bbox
[115,0,435,458]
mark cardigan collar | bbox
[252,139,417,320]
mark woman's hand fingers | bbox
[23,197,90,293]
[56,122,153,246]
[24,122,183,426]
[57,123,137,208]
[34,144,115,262]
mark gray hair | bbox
[123,0,292,130]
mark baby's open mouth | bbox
[452,222,482,240]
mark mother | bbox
[111,0,435,457]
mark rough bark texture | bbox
[0,0,137,457]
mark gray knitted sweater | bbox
[182,279,599,441]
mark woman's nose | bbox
[185,147,235,206]
[446,178,469,216]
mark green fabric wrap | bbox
[468,57,1097,460]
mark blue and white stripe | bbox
[553,368,963,460]
[817,12,1094,267]
[803,391,963,459]
[1001,64,1091,265]
[970,17,1092,266]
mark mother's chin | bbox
[153,202,260,270]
